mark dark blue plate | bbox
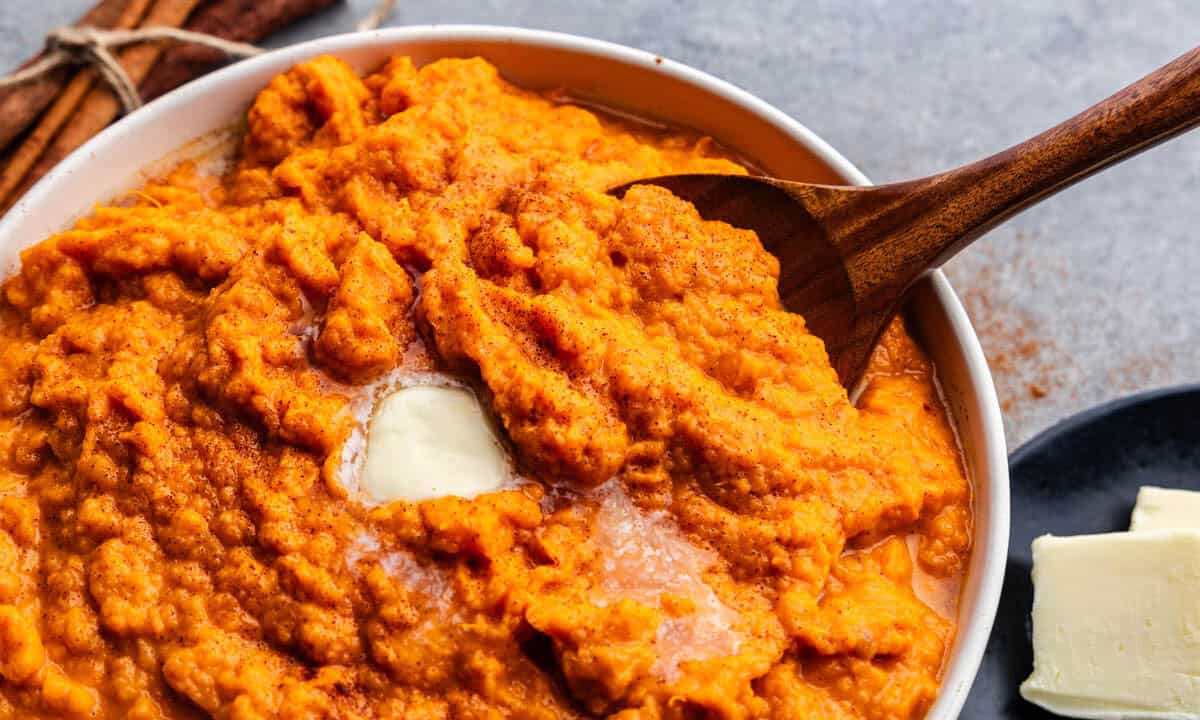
[961,384,1200,718]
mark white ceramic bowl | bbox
[0,26,1008,719]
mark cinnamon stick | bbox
[0,0,204,212]
[141,0,341,101]
[0,0,133,153]
[0,0,156,210]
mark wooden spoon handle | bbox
[829,44,1200,303]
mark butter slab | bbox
[1020,530,1200,720]
[1131,486,1200,531]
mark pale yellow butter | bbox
[361,384,511,503]
[1131,486,1200,531]
[1020,530,1200,719]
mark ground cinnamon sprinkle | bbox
[1107,351,1176,394]
[949,227,1185,445]
[948,232,1076,420]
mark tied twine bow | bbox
[0,0,398,115]
[0,26,263,113]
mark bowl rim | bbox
[0,25,1009,720]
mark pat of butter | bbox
[1131,486,1200,531]
[361,384,510,503]
[1019,530,1200,719]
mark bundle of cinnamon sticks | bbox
[0,0,342,213]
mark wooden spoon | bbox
[614,46,1200,388]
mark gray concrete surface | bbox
[2,0,1197,448]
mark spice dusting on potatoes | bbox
[0,55,970,719]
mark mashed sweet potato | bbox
[0,55,970,719]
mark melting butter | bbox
[361,384,510,503]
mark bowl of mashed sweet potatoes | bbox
[0,27,1008,720]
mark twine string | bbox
[0,0,398,114]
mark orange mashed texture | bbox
[0,56,970,719]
